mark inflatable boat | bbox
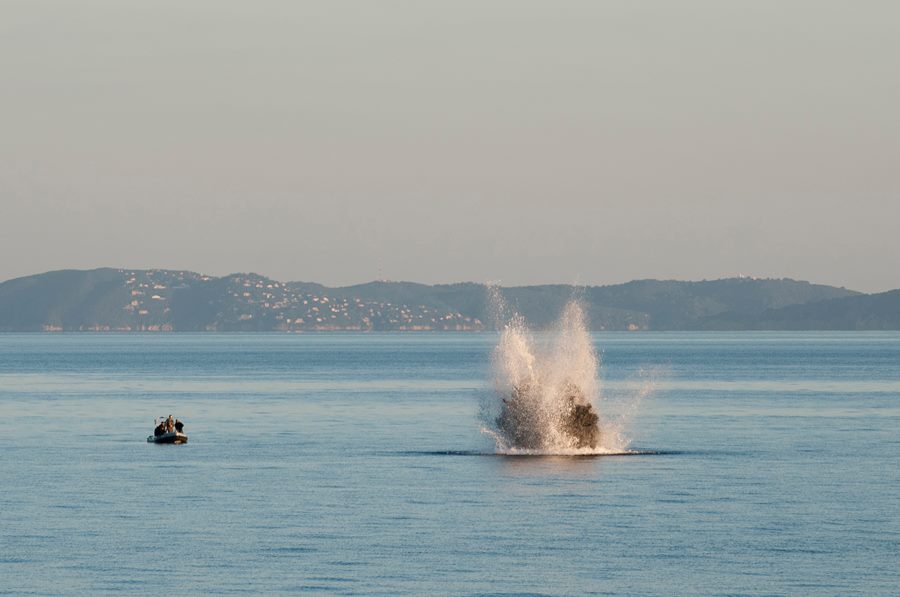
[147,430,188,444]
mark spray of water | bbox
[481,290,645,455]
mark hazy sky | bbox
[2,1,898,291]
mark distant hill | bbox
[0,268,887,331]
[701,289,900,330]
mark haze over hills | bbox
[2,268,896,331]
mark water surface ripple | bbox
[1,332,898,595]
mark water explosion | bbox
[482,298,636,455]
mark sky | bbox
[1,1,898,292]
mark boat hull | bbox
[147,431,188,444]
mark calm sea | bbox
[1,333,898,595]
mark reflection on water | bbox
[497,459,606,484]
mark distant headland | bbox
[1,268,899,332]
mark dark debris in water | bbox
[497,382,601,450]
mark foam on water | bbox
[482,291,649,455]
[480,424,640,456]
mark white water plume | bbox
[481,293,643,455]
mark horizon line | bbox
[0,266,867,294]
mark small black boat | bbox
[147,430,188,444]
[148,416,188,444]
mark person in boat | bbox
[153,418,166,437]
[166,415,174,433]
[174,419,184,433]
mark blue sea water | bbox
[1,332,898,595]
